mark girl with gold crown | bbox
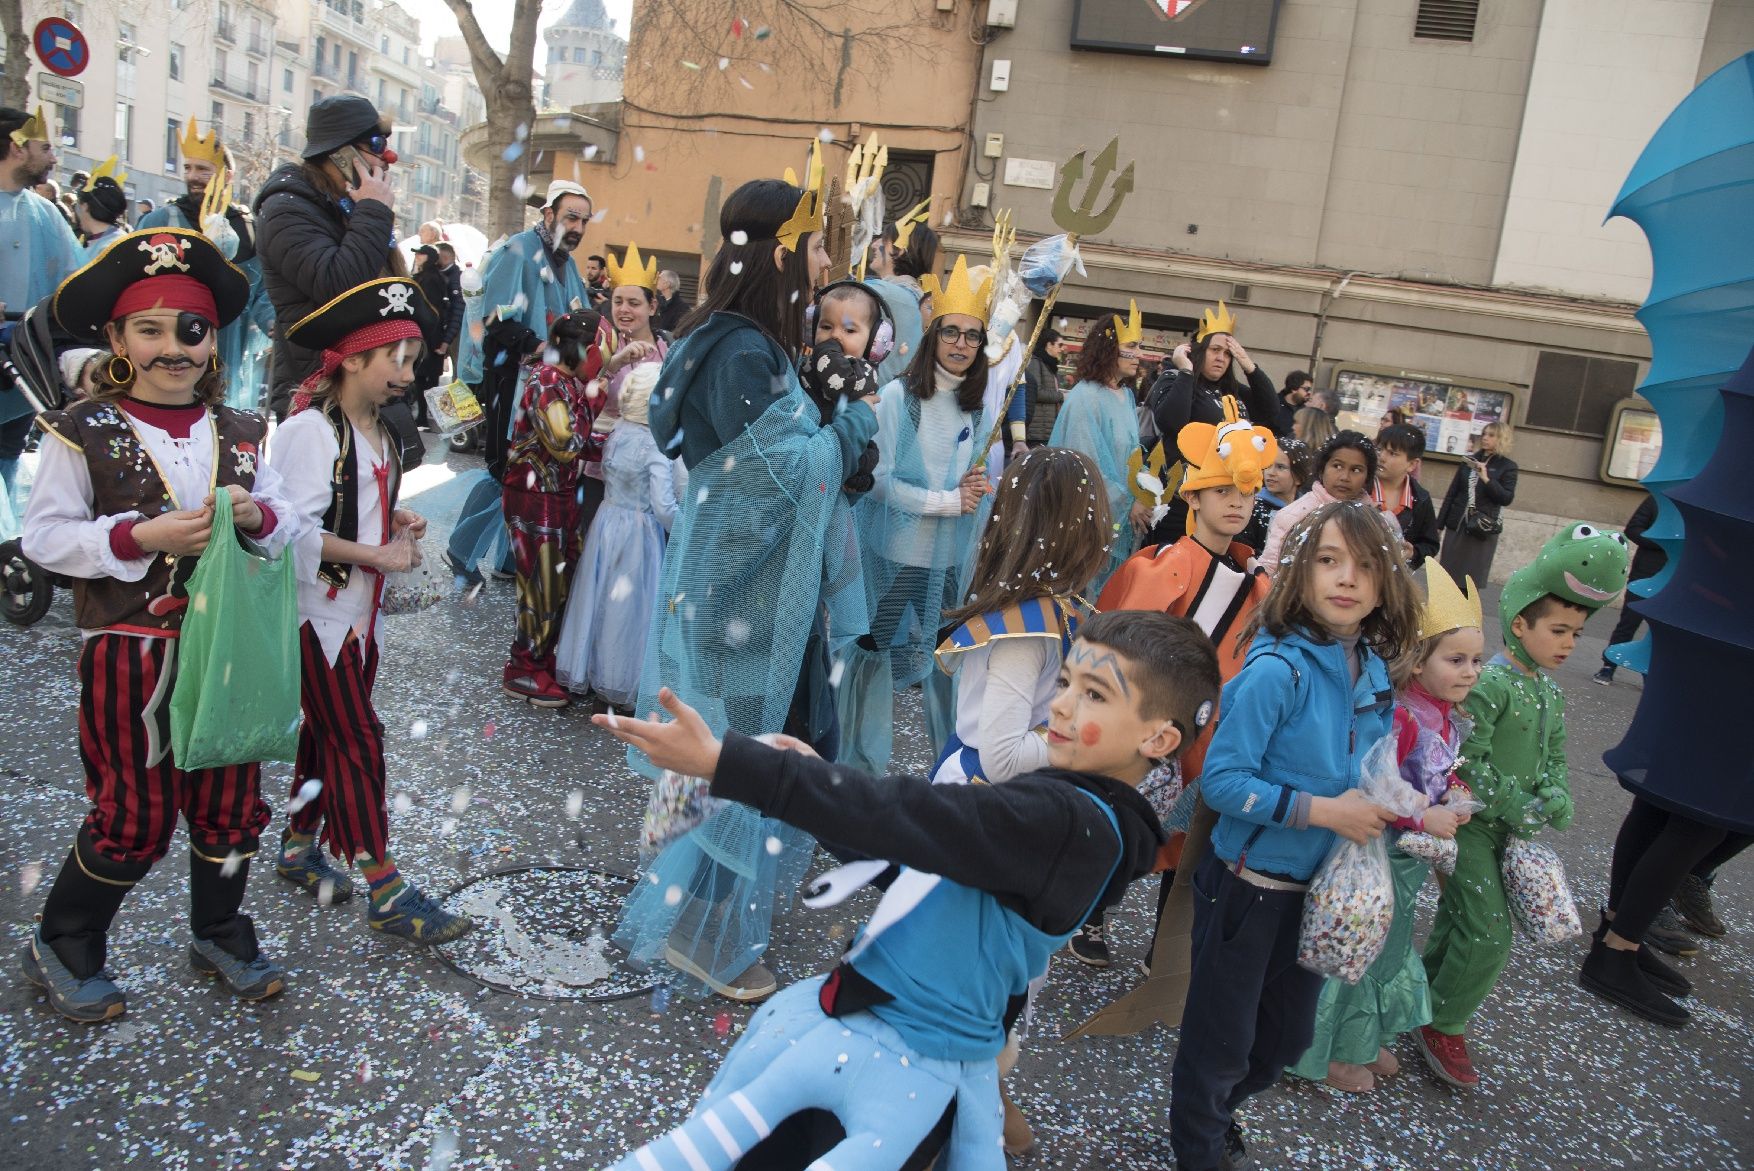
[580,242,669,535]
[1289,567,1483,1094]
[836,254,995,775]
[1048,302,1150,594]
[613,143,881,1004]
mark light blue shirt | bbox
[0,187,83,314]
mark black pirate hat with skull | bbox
[54,228,250,340]
[284,277,439,389]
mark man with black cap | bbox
[254,95,405,418]
[74,157,130,260]
[443,179,592,586]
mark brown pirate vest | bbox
[37,399,267,636]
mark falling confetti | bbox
[450,786,473,815]
[713,1012,732,1037]
[818,128,835,143]
[566,790,585,820]
[765,836,783,855]
[662,884,683,907]
[219,850,245,878]
[393,792,414,814]
[19,860,42,896]
[729,261,744,276]
[633,145,645,163]
[502,143,526,163]
[483,721,497,739]
[410,719,429,740]
[725,619,752,647]
[287,778,323,815]
[729,230,749,246]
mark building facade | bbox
[543,0,627,109]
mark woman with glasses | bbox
[1049,310,1150,595]
[838,255,994,776]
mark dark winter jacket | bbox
[253,162,402,405]
[1147,363,1280,450]
[713,733,1166,936]
[1390,478,1442,568]
[1024,354,1064,443]
[412,265,450,349]
[440,262,464,345]
[1436,453,1519,531]
[1623,494,1666,582]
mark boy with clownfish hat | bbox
[1083,400,1278,968]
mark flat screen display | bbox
[1071,0,1282,65]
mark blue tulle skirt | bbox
[554,501,665,706]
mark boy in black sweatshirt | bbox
[1375,423,1442,569]
[594,611,1222,1171]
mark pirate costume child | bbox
[21,228,296,1021]
[267,277,473,944]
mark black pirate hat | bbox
[53,228,250,340]
[284,277,438,387]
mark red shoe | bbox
[1414,1025,1479,1088]
[502,665,569,708]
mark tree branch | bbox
[442,0,507,91]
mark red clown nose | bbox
[380,148,398,165]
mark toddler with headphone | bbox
[805,281,894,494]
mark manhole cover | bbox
[433,866,656,1001]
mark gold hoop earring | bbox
[107,355,136,386]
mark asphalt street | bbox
[1,444,1747,1170]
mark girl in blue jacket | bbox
[1168,500,1420,1171]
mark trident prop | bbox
[846,135,889,282]
[977,138,1135,468]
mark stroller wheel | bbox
[449,426,479,454]
[0,539,53,626]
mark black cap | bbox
[77,177,128,225]
[303,95,386,159]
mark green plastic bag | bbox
[169,491,301,770]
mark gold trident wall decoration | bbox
[976,138,1136,470]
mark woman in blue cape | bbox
[614,154,880,1003]
[1048,308,1150,596]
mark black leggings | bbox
[1606,796,1736,942]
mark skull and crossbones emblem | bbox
[139,234,191,275]
[378,284,415,316]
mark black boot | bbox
[1578,938,1688,1028]
[38,830,146,978]
[1593,912,1692,996]
[188,845,261,962]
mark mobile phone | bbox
[330,145,367,187]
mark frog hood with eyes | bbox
[1499,523,1632,666]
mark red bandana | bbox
[296,318,425,396]
[110,275,219,326]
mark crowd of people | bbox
[1,94,1745,1171]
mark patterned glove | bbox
[804,339,879,403]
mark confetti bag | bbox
[1502,836,1583,944]
[379,533,448,615]
[1139,760,1186,826]
[639,767,725,858]
[169,493,300,769]
[1018,233,1084,297]
[424,379,484,436]
[1394,792,1483,875]
[1298,733,1428,984]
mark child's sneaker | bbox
[1591,664,1615,686]
[21,929,126,1023]
[503,666,569,709]
[189,937,286,1001]
[1414,1025,1479,1088]
[368,884,475,945]
[1068,916,1111,967]
[276,837,356,903]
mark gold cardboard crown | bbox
[922,254,993,326]
[9,105,48,148]
[776,140,826,253]
[892,198,931,251]
[178,118,227,168]
[1194,299,1237,343]
[606,241,657,291]
[1116,299,1143,348]
[84,155,129,192]
[1418,566,1484,641]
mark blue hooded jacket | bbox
[1201,628,1396,881]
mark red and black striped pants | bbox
[291,622,389,863]
[77,633,268,871]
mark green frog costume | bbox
[1422,525,1630,1034]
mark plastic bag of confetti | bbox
[380,534,449,615]
[639,767,725,858]
[1018,233,1083,297]
[1394,790,1481,875]
[1299,733,1428,983]
[1502,836,1582,943]
[1138,760,1186,826]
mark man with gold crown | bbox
[139,120,274,412]
[0,106,84,501]
[1143,299,1284,545]
[837,253,997,777]
[74,158,131,260]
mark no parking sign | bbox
[33,17,90,78]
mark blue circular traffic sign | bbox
[34,18,89,79]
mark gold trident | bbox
[1051,136,1134,237]
[847,135,889,281]
[199,166,234,226]
[976,139,1135,470]
[990,208,1016,273]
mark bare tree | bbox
[2,0,29,110]
[442,0,541,241]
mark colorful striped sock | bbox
[281,830,317,865]
[361,856,406,912]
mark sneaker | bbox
[20,929,126,1023]
[503,667,569,709]
[1592,665,1615,686]
[1578,939,1688,1028]
[1644,911,1702,957]
[1672,873,1726,938]
[189,937,286,1001]
[369,885,475,945]
[1068,918,1111,968]
[662,944,778,1002]
[276,839,357,904]
[441,550,485,590]
[1414,1025,1479,1088]
[1323,1061,1375,1094]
